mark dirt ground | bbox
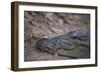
[24,11,90,61]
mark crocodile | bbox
[36,30,90,59]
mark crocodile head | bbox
[36,38,50,52]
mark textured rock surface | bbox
[24,11,90,61]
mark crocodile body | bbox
[36,30,90,58]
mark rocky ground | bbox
[24,11,90,61]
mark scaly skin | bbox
[36,30,90,58]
